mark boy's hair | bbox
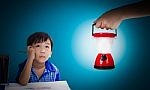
[27,32,53,51]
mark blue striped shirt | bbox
[16,59,60,83]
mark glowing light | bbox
[72,19,125,70]
[95,37,114,54]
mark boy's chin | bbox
[36,59,48,63]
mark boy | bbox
[16,32,60,85]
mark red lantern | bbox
[92,24,117,69]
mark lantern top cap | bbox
[92,33,116,38]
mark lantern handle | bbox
[92,23,117,36]
[115,28,117,37]
[92,23,96,36]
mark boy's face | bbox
[32,39,52,63]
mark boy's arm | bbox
[16,60,26,83]
[18,46,35,85]
[18,58,33,85]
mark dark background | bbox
[0,0,150,90]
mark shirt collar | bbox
[45,60,56,72]
[31,59,56,73]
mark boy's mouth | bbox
[39,56,46,58]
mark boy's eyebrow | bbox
[45,43,50,45]
[34,42,50,45]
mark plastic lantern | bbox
[92,24,117,69]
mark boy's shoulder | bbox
[45,60,59,72]
[18,59,27,68]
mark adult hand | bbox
[94,9,124,30]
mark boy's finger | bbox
[28,46,32,49]
[27,46,34,51]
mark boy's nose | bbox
[40,48,46,53]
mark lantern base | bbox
[94,53,115,70]
[94,65,115,70]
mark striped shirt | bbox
[16,59,60,83]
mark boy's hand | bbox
[27,46,35,61]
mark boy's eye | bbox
[45,46,49,48]
[35,45,40,47]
